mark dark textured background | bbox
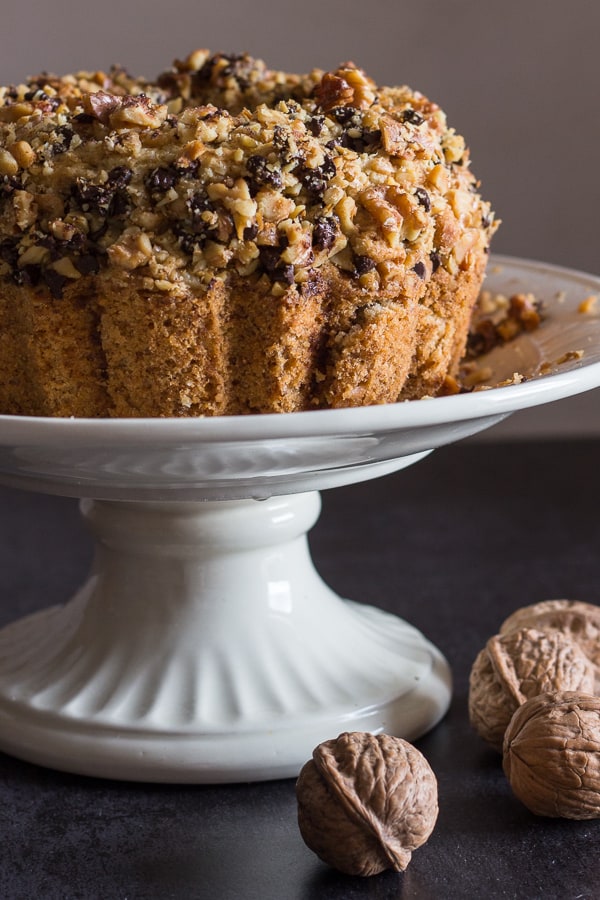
[1,441,599,899]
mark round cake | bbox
[0,51,497,417]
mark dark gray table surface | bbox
[0,439,599,900]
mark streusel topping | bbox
[0,51,496,303]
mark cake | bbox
[0,51,498,417]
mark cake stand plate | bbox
[1,255,600,783]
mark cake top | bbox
[0,51,496,299]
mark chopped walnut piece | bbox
[314,72,355,111]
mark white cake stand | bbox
[1,255,600,784]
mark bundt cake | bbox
[0,51,498,417]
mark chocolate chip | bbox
[258,245,281,276]
[107,166,133,189]
[430,251,441,273]
[415,187,431,211]
[353,255,376,277]
[312,216,338,251]
[412,261,426,278]
[145,167,178,194]
[259,243,295,284]
[0,238,19,269]
[73,254,100,275]
[243,223,259,241]
[402,108,424,125]
[246,155,283,194]
[307,115,325,136]
[71,180,114,217]
[50,126,75,155]
[43,267,68,299]
[188,192,215,232]
[19,264,41,286]
[272,126,289,151]
[331,106,360,126]
[295,156,336,202]
[0,175,22,201]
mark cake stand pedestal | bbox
[0,486,449,782]
[1,256,600,782]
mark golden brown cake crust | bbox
[0,51,497,417]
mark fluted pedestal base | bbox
[0,492,451,782]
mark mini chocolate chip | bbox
[145,167,178,194]
[402,108,424,125]
[71,180,114,218]
[51,125,74,155]
[307,115,325,136]
[259,243,295,283]
[0,238,19,268]
[243,223,259,241]
[272,125,289,151]
[331,106,360,126]
[72,113,96,124]
[430,251,441,273]
[43,268,68,299]
[24,89,48,101]
[0,175,22,200]
[353,255,376,277]
[312,216,338,251]
[295,156,336,202]
[187,192,215,236]
[482,213,492,229]
[19,264,41,286]
[412,261,426,278]
[107,166,133,189]
[73,254,100,275]
[259,246,281,276]
[246,155,283,194]
[415,187,431,211]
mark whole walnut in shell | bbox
[500,599,600,686]
[503,691,600,818]
[296,731,438,876]
[469,627,595,751]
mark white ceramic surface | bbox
[0,255,599,782]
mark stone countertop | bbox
[0,439,599,900]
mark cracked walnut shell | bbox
[500,599,600,687]
[468,627,595,751]
[296,731,438,876]
[503,691,600,819]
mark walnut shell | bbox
[500,599,600,685]
[468,627,595,751]
[296,731,438,876]
[503,691,600,818]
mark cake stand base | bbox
[0,491,451,783]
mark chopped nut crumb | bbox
[578,295,598,314]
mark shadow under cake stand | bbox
[1,255,600,784]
